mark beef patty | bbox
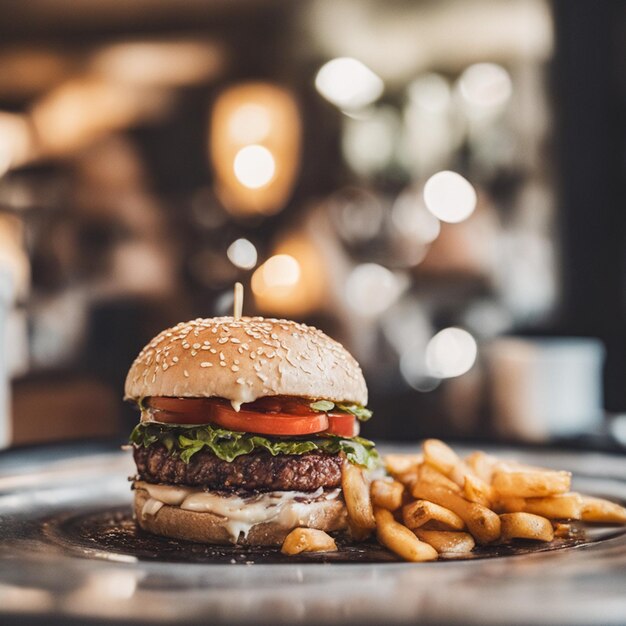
[133,444,344,492]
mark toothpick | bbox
[233,282,243,320]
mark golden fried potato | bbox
[499,512,554,542]
[281,528,337,555]
[374,507,438,562]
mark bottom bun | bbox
[134,487,347,546]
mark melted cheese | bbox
[135,482,342,542]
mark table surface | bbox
[0,441,625,626]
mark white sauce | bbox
[135,481,342,542]
[141,497,165,520]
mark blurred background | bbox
[0,0,624,450]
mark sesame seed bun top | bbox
[124,317,368,407]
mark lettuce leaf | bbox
[309,400,373,422]
[130,422,380,469]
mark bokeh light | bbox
[392,188,441,245]
[315,57,384,110]
[408,73,452,114]
[252,254,301,293]
[91,39,222,87]
[425,327,477,378]
[226,238,258,270]
[459,63,512,111]
[0,113,33,176]
[423,170,477,223]
[210,82,301,216]
[330,187,385,244]
[345,263,405,317]
[233,145,276,189]
[342,106,399,176]
[228,103,272,144]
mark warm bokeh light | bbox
[252,235,326,317]
[0,113,34,176]
[226,238,258,270]
[261,254,301,287]
[425,327,477,378]
[459,62,512,112]
[228,103,272,144]
[315,57,384,110]
[345,263,405,317]
[30,78,168,156]
[252,254,301,299]
[210,82,301,216]
[91,39,223,87]
[0,214,30,300]
[423,170,477,223]
[233,145,276,189]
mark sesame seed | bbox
[219,352,225,361]
[191,350,197,356]
[210,348,217,354]
[230,338,241,344]
[231,365,239,372]
[218,337,228,344]
[162,363,168,370]
[184,369,189,377]
[200,362,212,368]
[193,343,201,349]
[172,356,179,363]
[220,361,226,367]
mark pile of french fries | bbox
[281,439,626,560]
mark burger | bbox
[126,316,379,546]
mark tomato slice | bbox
[211,404,328,436]
[145,396,358,438]
[327,413,359,438]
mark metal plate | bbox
[1,443,626,625]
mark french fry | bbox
[417,463,462,493]
[553,522,572,538]
[281,528,337,555]
[413,529,475,554]
[499,512,554,542]
[580,496,626,524]
[423,439,492,505]
[423,439,460,475]
[371,479,405,511]
[402,499,465,531]
[412,482,501,544]
[492,470,571,498]
[463,474,493,508]
[394,469,419,489]
[341,461,376,530]
[384,453,423,477]
[374,507,438,562]
[465,451,497,483]
[380,442,626,563]
[496,493,583,519]
[347,518,373,542]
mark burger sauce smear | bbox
[144,396,358,438]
